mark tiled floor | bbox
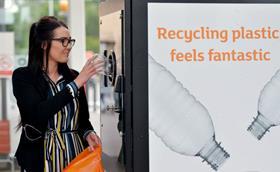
[103,153,125,172]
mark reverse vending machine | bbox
[100,0,280,172]
[99,2,127,172]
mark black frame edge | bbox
[124,0,133,172]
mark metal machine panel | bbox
[99,10,125,172]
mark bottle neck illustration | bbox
[247,112,274,140]
[198,137,229,171]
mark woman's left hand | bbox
[86,132,102,151]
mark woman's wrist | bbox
[84,130,96,140]
[74,78,82,89]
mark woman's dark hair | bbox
[28,16,75,81]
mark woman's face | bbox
[48,26,73,64]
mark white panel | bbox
[148,3,280,172]
[68,0,86,71]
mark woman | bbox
[12,16,103,172]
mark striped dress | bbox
[43,75,85,172]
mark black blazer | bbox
[12,67,94,172]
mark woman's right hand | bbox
[74,57,104,89]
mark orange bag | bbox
[63,145,104,172]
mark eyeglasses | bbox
[51,37,76,48]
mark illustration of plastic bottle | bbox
[248,70,280,140]
[149,55,230,171]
